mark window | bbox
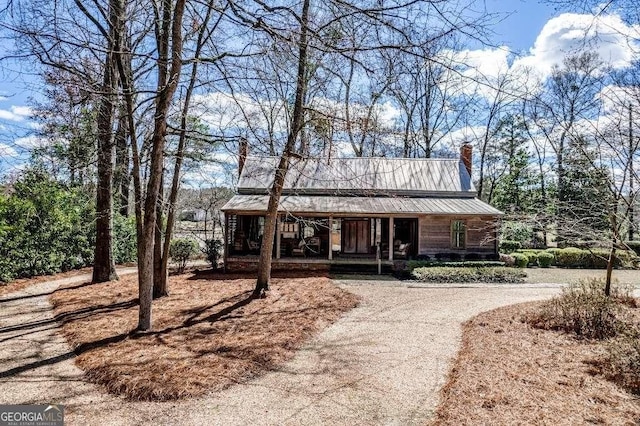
[451,220,466,249]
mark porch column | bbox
[388,216,394,261]
[328,216,333,260]
[223,213,229,272]
[276,214,281,259]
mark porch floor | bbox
[227,256,395,266]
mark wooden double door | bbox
[342,219,370,254]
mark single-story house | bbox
[221,144,502,271]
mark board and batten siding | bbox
[418,215,497,255]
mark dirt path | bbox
[0,271,568,425]
[0,270,137,421]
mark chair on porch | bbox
[246,239,260,254]
[394,242,411,259]
[291,239,307,257]
[306,237,320,255]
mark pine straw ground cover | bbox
[49,271,358,401]
[433,301,640,425]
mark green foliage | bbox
[537,251,554,268]
[169,238,199,273]
[113,214,137,264]
[546,247,639,269]
[557,136,612,240]
[0,169,94,282]
[500,221,534,245]
[624,241,640,256]
[499,239,522,253]
[203,239,223,269]
[511,252,529,268]
[530,278,630,339]
[411,266,526,283]
[405,260,505,272]
[519,250,539,266]
[551,247,587,268]
[612,250,640,269]
[488,115,537,215]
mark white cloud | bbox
[0,105,33,122]
[0,143,17,157]
[455,47,511,82]
[13,135,46,149]
[0,110,21,121]
[513,12,640,79]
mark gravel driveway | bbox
[0,275,563,425]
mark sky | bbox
[487,0,560,52]
[0,0,638,178]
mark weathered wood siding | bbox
[418,215,497,255]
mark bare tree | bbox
[526,52,606,241]
[215,0,498,296]
[2,0,127,282]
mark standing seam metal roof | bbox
[222,194,503,216]
[237,156,475,196]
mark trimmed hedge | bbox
[499,240,522,253]
[537,251,554,268]
[505,247,639,269]
[411,266,526,283]
[406,260,505,272]
[520,250,539,266]
[511,253,529,268]
[549,248,638,269]
[624,241,640,256]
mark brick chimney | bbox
[460,143,473,177]
[238,137,248,178]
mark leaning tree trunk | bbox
[254,0,310,297]
[159,0,217,295]
[137,0,187,331]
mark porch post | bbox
[328,216,333,260]
[276,214,281,259]
[223,213,229,272]
[388,216,394,261]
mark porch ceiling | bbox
[222,195,503,216]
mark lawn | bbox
[49,271,358,400]
[433,301,640,425]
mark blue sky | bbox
[487,0,559,52]
[0,0,638,177]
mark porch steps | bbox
[329,262,393,275]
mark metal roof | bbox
[222,194,503,216]
[237,156,475,196]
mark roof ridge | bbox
[245,155,459,161]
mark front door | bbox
[342,219,370,254]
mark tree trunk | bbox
[605,214,618,297]
[137,0,187,331]
[92,0,120,284]
[605,244,615,297]
[114,106,130,216]
[254,0,310,297]
[159,0,216,297]
[153,174,167,298]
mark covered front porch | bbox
[224,213,419,263]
